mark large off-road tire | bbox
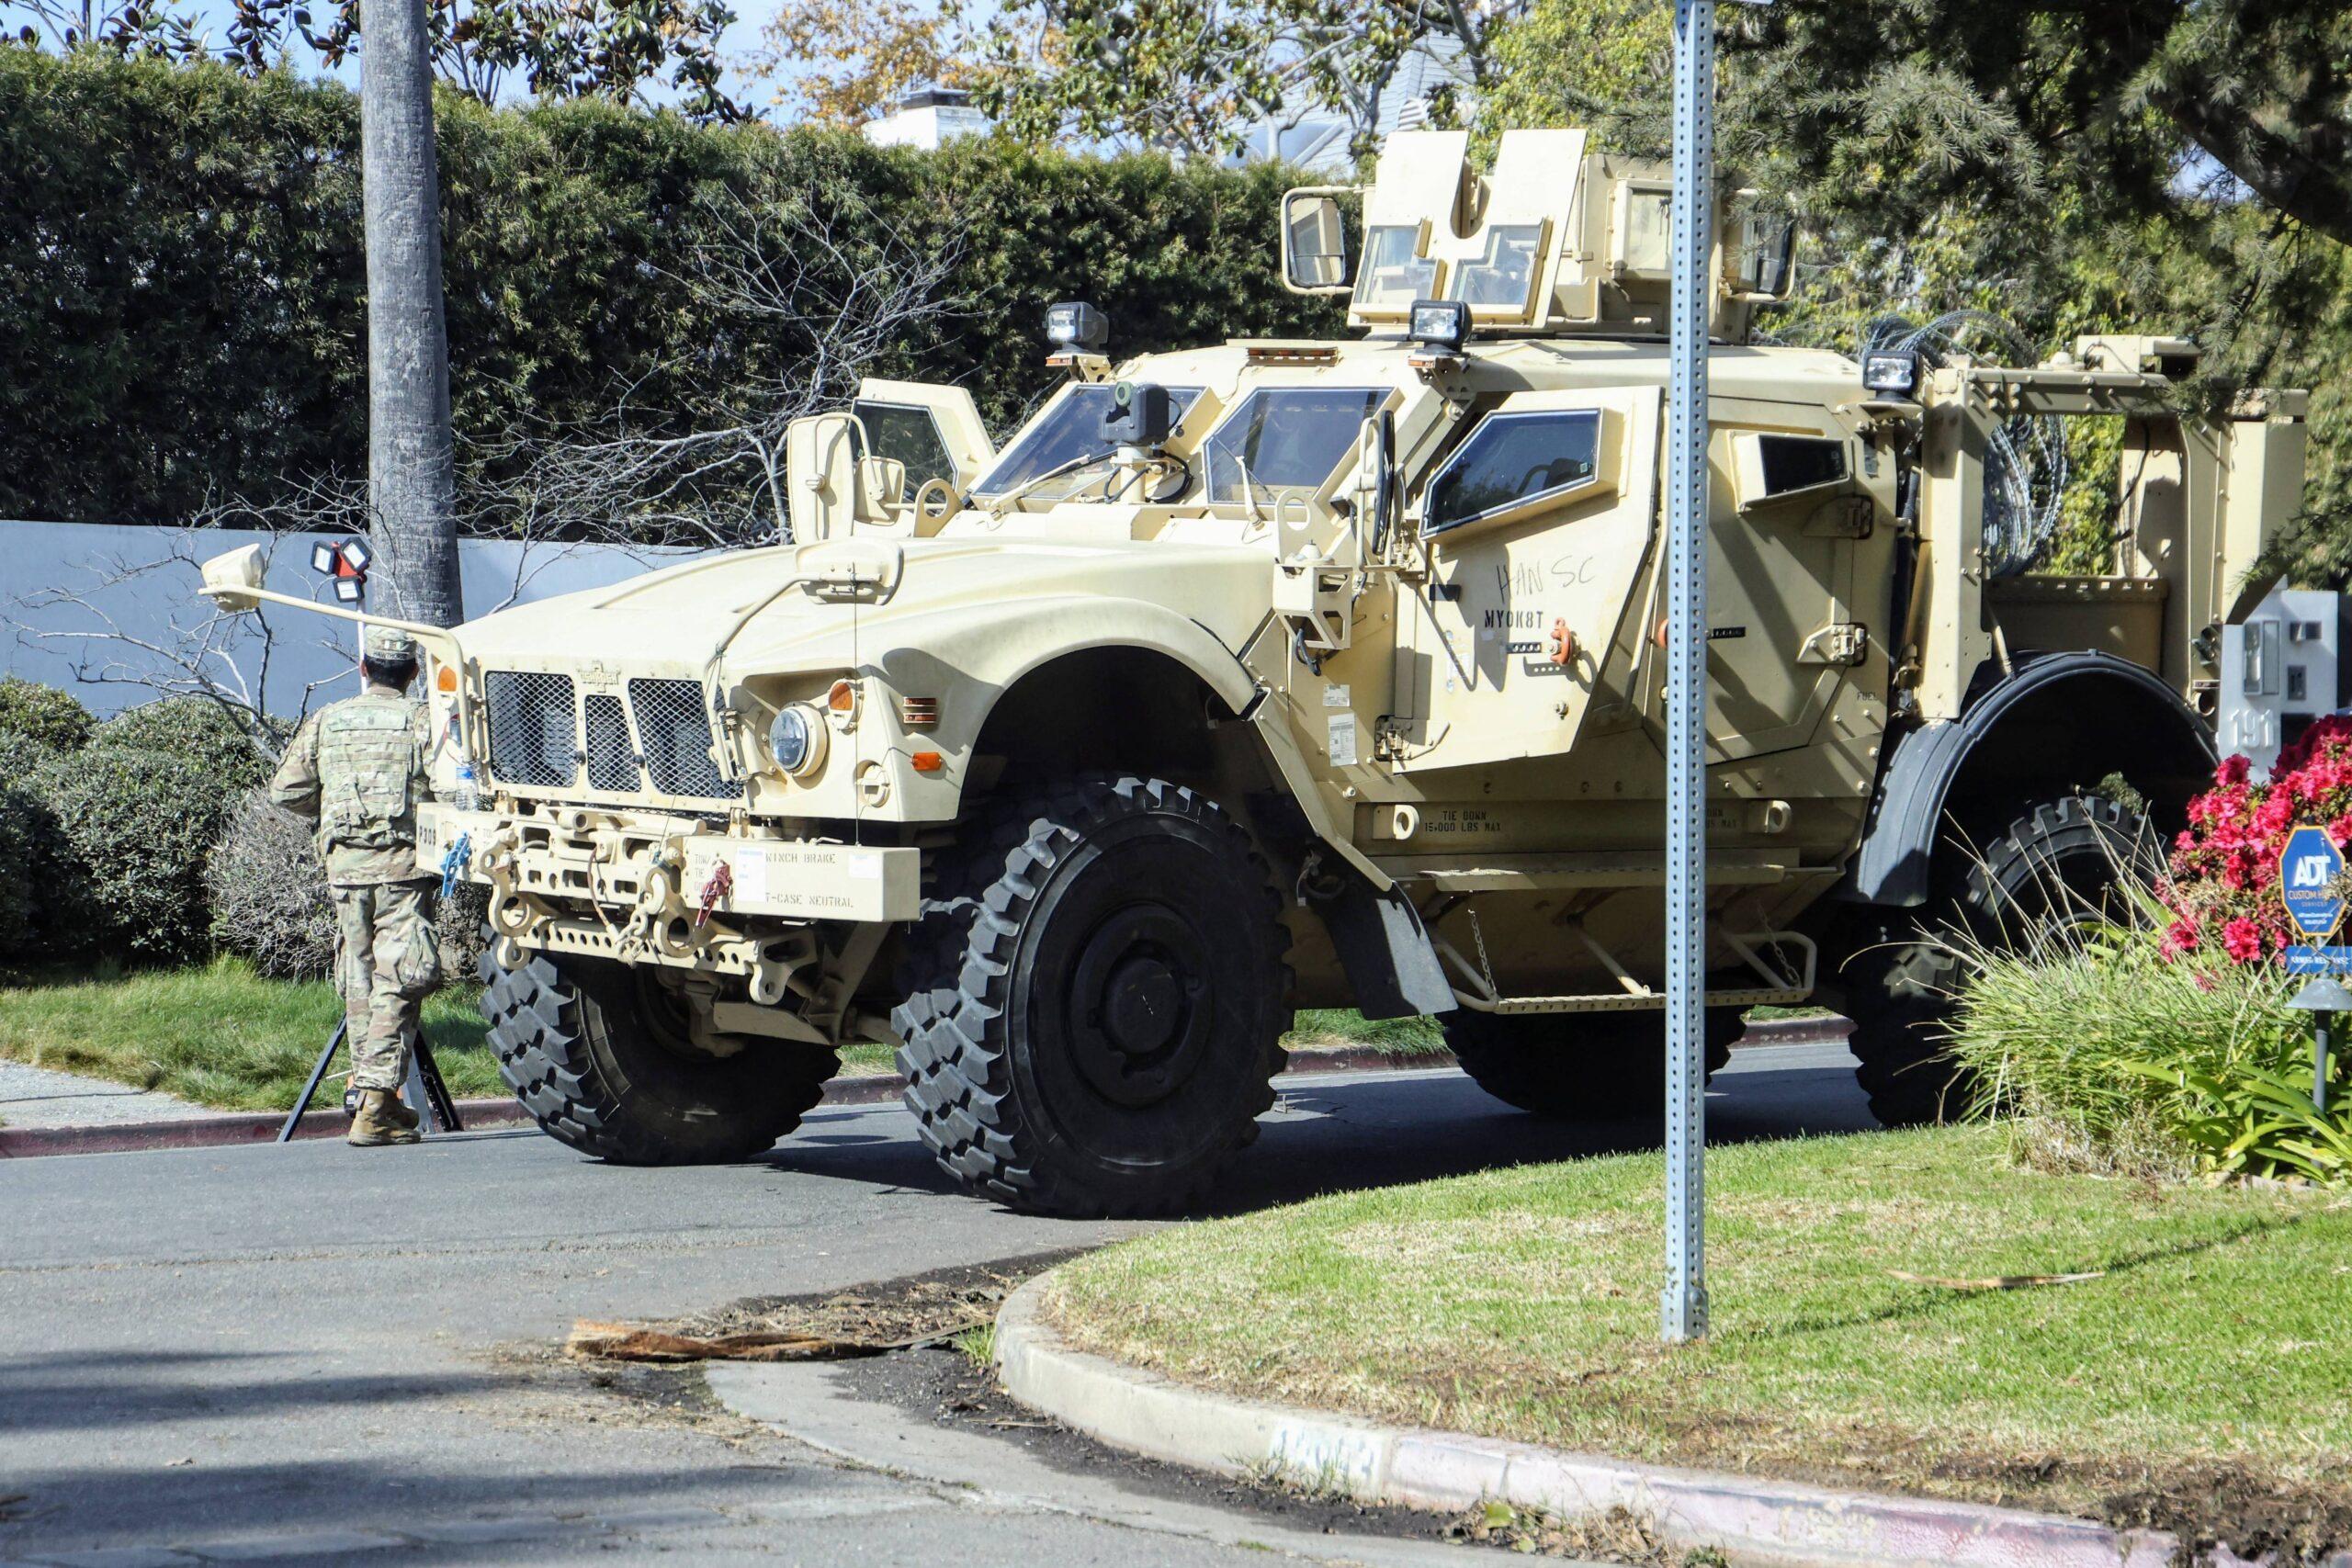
[1844,794,2152,1127]
[478,950,837,1164]
[891,775,1291,1217]
[1443,1007,1743,1119]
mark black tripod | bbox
[277,1018,463,1142]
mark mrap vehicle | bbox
[202,128,2307,1216]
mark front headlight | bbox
[768,704,828,777]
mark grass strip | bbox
[0,963,1430,1113]
[1047,1124,2352,1528]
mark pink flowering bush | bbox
[2160,716,2352,964]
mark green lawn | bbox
[0,958,511,1110]
[1047,1125,2352,1528]
[0,963,1424,1114]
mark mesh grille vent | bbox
[628,678,740,799]
[582,694,638,791]
[483,671,576,788]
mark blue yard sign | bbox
[2279,825,2346,940]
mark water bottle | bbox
[452,757,481,813]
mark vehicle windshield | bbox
[1202,388,1390,504]
[973,384,1204,502]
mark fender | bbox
[1841,651,2215,908]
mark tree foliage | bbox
[954,0,1520,158]
[2,0,742,118]
[743,0,973,126]
[0,45,1341,530]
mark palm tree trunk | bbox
[361,0,462,626]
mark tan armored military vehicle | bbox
[203,128,2307,1215]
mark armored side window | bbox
[1202,388,1390,504]
[1756,434,1848,497]
[1423,409,1602,534]
[853,400,955,491]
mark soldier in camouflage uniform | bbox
[270,625,441,1146]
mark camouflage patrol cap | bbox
[361,625,418,664]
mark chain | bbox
[1468,905,1498,999]
[437,831,472,901]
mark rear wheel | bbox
[892,775,1290,1217]
[479,950,837,1164]
[1844,794,2152,1127]
[1444,1007,1744,1118]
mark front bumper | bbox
[419,802,919,988]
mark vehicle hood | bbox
[450,535,1276,676]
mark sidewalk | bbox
[0,1056,228,1130]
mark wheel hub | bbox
[1102,955,1183,1055]
[1068,905,1209,1108]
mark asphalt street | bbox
[0,1043,1877,1566]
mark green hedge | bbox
[0,46,1341,527]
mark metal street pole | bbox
[1662,0,1717,1347]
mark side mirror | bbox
[1282,189,1352,294]
[786,412,863,543]
[199,544,267,611]
[1353,412,1399,556]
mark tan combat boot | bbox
[347,1089,423,1146]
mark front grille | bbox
[483,671,576,788]
[629,678,741,799]
[582,694,637,791]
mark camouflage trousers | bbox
[330,879,443,1092]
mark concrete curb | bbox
[993,1275,2318,1568]
[0,1016,1847,1159]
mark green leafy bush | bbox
[0,778,48,957]
[30,746,237,963]
[0,678,92,754]
[93,698,274,789]
[1950,924,2352,1183]
[0,45,1339,527]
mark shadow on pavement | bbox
[746,1045,1881,1221]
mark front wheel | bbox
[479,951,837,1164]
[892,776,1291,1217]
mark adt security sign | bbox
[2279,825,2346,940]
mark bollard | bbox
[2285,976,2348,1115]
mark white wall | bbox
[1,520,687,719]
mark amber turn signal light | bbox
[435,664,458,694]
[910,751,944,773]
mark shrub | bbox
[0,678,92,754]
[1950,916,2352,1184]
[206,787,335,978]
[0,730,53,784]
[0,777,47,957]
[31,746,237,963]
[92,698,274,790]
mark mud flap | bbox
[1315,875,1455,1020]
